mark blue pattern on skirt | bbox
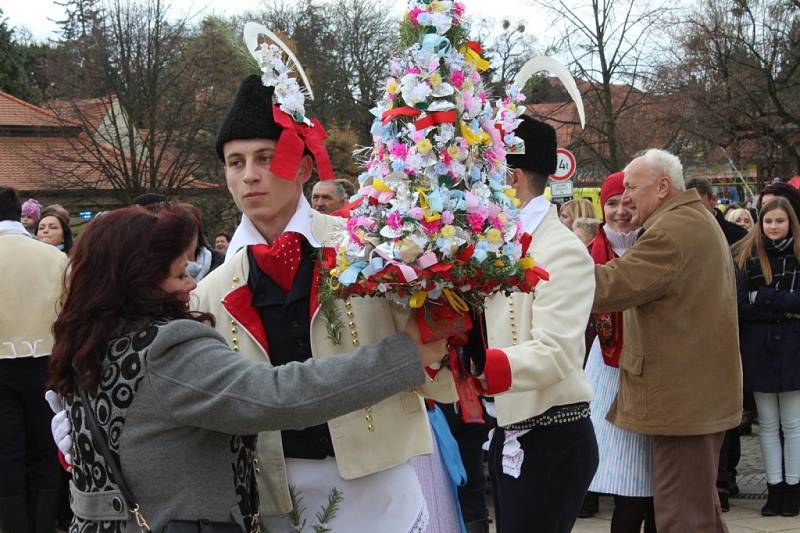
[585,338,654,496]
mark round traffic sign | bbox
[551,148,576,182]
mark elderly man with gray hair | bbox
[592,149,742,532]
[310,180,346,214]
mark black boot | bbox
[718,488,730,512]
[0,494,30,533]
[28,489,59,533]
[762,482,785,516]
[781,482,800,517]
[577,491,599,518]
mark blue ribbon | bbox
[339,262,368,286]
[421,33,451,57]
[429,406,467,533]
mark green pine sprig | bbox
[312,488,344,533]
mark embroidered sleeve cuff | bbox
[475,349,512,395]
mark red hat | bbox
[600,172,625,209]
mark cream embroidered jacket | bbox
[483,206,595,426]
[192,210,456,516]
[0,234,67,359]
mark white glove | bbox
[45,390,73,465]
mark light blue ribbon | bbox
[421,33,451,57]
[339,262,368,286]
[429,406,467,533]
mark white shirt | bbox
[0,221,31,237]
[519,195,551,236]
[225,195,320,263]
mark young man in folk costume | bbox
[478,116,599,533]
[194,74,463,531]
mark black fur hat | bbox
[0,187,21,222]
[506,115,558,176]
[215,75,282,161]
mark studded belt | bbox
[502,402,590,430]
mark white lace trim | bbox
[604,226,639,257]
[409,502,430,533]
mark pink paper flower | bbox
[454,2,465,17]
[441,210,454,224]
[449,70,465,89]
[408,7,424,27]
[387,211,403,230]
[391,143,408,159]
[488,216,504,230]
[468,212,485,232]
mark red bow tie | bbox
[251,233,304,293]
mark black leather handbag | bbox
[78,389,255,533]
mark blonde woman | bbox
[559,198,596,230]
[734,197,800,517]
[726,207,754,231]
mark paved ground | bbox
[488,429,800,532]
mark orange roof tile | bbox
[0,136,108,190]
[0,92,65,128]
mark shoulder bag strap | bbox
[78,388,151,532]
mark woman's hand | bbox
[403,315,447,368]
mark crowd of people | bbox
[2,68,800,533]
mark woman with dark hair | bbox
[178,203,224,281]
[48,205,444,532]
[734,197,800,517]
[36,205,73,254]
[757,182,800,220]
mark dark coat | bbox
[714,208,748,245]
[737,246,800,392]
[209,249,225,273]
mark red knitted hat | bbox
[600,172,625,209]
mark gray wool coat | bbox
[66,319,425,532]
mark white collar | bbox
[518,195,551,234]
[0,220,31,237]
[603,226,639,257]
[225,194,320,263]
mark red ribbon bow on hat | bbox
[251,232,304,293]
[270,105,335,182]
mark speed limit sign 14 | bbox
[552,148,576,182]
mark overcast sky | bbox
[1,0,549,43]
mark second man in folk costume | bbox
[479,116,599,533]
[194,75,464,531]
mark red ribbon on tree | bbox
[271,105,335,181]
[382,107,422,125]
[381,107,457,131]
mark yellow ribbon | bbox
[372,178,392,192]
[460,46,490,72]
[442,288,469,314]
[459,121,491,147]
[519,257,535,270]
[410,290,428,308]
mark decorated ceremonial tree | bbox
[316,0,550,420]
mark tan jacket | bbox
[0,234,67,359]
[485,207,595,426]
[593,190,742,436]
[192,211,456,516]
